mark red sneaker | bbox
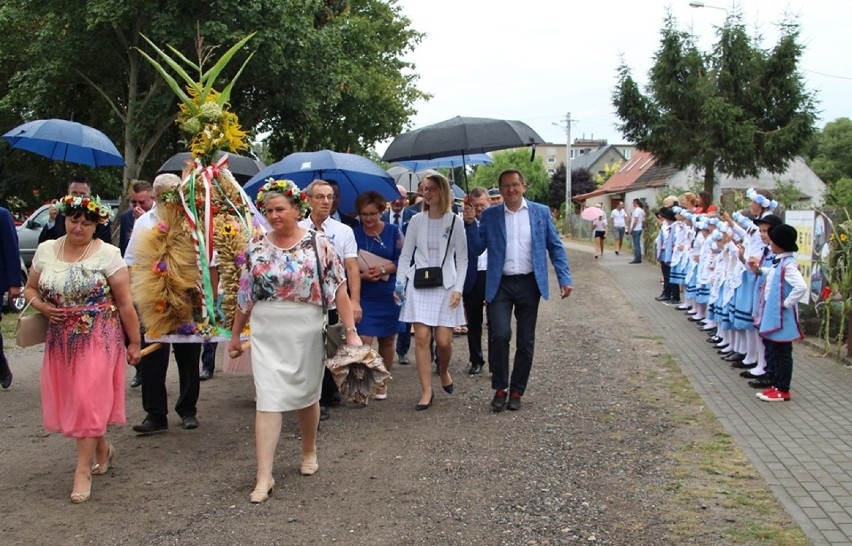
[758,388,791,402]
[756,386,776,399]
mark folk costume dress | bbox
[238,232,345,412]
[34,239,128,438]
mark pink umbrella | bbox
[580,206,605,221]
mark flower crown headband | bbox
[731,211,754,229]
[746,188,778,210]
[56,194,113,224]
[255,178,310,217]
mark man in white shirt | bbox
[125,174,203,435]
[628,199,646,264]
[610,201,628,256]
[300,179,362,420]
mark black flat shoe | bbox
[490,390,508,412]
[468,363,483,375]
[0,372,12,389]
[724,353,746,362]
[181,416,199,429]
[688,317,704,322]
[731,361,756,369]
[654,295,669,301]
[129,372,142,389]
[741,370,764,379]
[415,391,434,411]
[749,378,773,389]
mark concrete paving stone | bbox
[823,530,851,543]
[804,508,830,521]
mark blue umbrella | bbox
[397,153,492,171]
[244,150,397,214]
[2,119,125,167]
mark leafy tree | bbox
[825,178,852,209]
[593,160,622,186]
[469,149,549,202]
[571,168,596,199]
[612,11,817,195]
[549,163,567,210]
[808,117,852,186]
[0,0,426,207]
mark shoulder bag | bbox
[15,298,49,348]
[311,232,345,358]
[413,215,457,289]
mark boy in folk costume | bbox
[749,224,806,401]
[743,214,784,388]
[654,208,679,303]
[667,207,690,306]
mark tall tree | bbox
[469,149,549,202]
[0,0,426,206]
[808,117,852,186]
[612,11,817,195]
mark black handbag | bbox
[412,215,456,289]
[311,233,344,358]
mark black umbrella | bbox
[381,116,545,191]
[157,151,266,185]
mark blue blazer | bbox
[119,209,136,257]
[463,219,483,295]
[0,207,22,293]
[466,200,572,302]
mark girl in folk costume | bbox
[695,216,718,325]
[742,214,784,385]
[716,225,747,361]
[668,207,691,305]
[700,218,722,332]
[684,214,705,317]
[750,224,806,402]
[705,222,727,336]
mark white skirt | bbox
[399,282,465,328]
[250,300,324,412]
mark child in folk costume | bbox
[655,208,679,303]
[701,218,723,333]
[684,214,704,318]
[723,211,762,367]
[749,224,806,401]
[691,218,714,323]
[668,207,691,306]
[742,214,784,387]
[716,225,747,361]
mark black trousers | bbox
[487,273,540,395]
[463,270,487,366]
[660,262,678,300]
[140,341,202,423]
[764,339,793,392]
[320,309,339,405]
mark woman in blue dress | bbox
[352,191,403,399]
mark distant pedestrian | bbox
[592,210,607,259]
[628,199,645,264]
[462,187,490,375]
[0,206,22,389]
[610,201,627,256]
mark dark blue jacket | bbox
[0,207,22,293]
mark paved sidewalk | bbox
[566,240,852,546]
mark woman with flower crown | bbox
[227,179,361,504]
[23,195,141,504]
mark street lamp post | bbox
[688,1,729,15]
[554,112,572,218]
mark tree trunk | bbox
[703,160,715,197]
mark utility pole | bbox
[563,112,572,216]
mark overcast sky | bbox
[383,0,849,151]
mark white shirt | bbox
[761,252,807,308]
[611,208,627,228]
[631,207,646,231]
[502,199,533,275]
[299,215,357,260]
[123,204,159,266]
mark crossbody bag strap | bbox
[310,232,328,316]
[439,214,457,268]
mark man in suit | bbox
[0,206,22,389]
[464,169,573,412]
[462,187,490,375]
[327,179,360,229]
[39,176,112,244]
[118,180,155,388]
[382,185,416,365]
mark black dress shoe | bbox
[654,295,669,301]
[688,316,704,322]
[319,406,330,421]
[628,260,640,264]
[731,361,757,370]
[717,348,732,355]
[724,353,746,363]
[130,372,142,388]
[181,416,199,429]
[133,418,167,435]
[468,363,484,375]
[491,390,508,412]
[199,369,213,381]
[707,336,721,343]
[741,370,764,379]
[0,372,12,389]
[507,393,522,411]
[749,378,773,389]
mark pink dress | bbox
[33,239,128,438]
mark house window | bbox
[623,148,631,159]
[547,156,556,164]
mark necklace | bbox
[59,238,94,264]
[363,223,385,253]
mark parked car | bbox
[2,256,26,313]
[17,200,119,267]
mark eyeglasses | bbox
[421,186,438,194]
[359,211,381,217]
[311,194,335,201]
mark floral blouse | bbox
[237,231,346,313]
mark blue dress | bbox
[353,223,403,337]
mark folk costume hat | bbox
[659,207,676,221]
[753,214,783,229]
[768,224,798,253]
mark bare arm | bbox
[106,267,141,365]
[344,256,362,323]
[334,284,363,346]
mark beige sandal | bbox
[300,454,319,476]
[249,479,275,504]
[91,443,115,476]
